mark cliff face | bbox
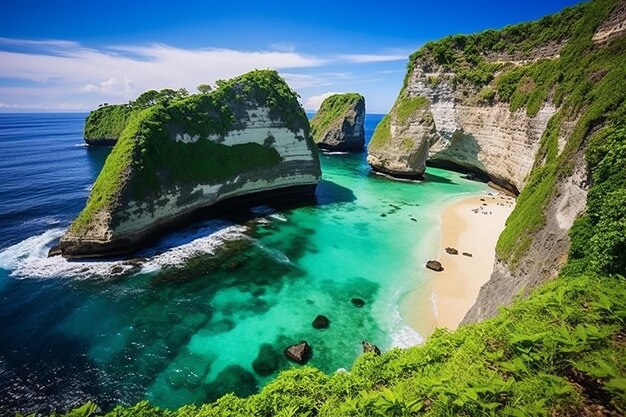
[61,70,321,258]
[373,0,626,323]
[367,94,437,178]
[310,93,365,151]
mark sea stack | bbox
[310,93,365,152]
[367,93,437,179]
[60,70,321,259]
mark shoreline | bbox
[399,192,515,336]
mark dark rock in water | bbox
[426,260,444,272]
[252,343,281,376]
[351,298,366,308]
[410,217,417,222]
[205,364,258,401]
[361,341,381,356]
[445,247,459,255]
[125,257,146,267]
[47,245,62,258]
[111,266,124,274]
[312,314,330,329]
[462,252,473,257]
[380,213,387,217]
[284,341,311,364]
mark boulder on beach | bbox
[426,260,444,272]
[445,247,459,255]
[462,252,473,257]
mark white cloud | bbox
[304,92,344,111]
[0,37,404,113]
[338,53,407,63]
[81,77,135,97]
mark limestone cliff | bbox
[61,70,321,258]
[373,0,626,322]
[310,93,365,151]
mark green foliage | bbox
[495,0,626,271]
[368,93,429,150]
[130,88,189,109]
[368,114,391,151]
[58,274,626,416]
[71,70,309,233]
[84,104,132,141]
[310,93,364,141]
[197,84,212,94]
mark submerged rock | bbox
[311,93,365,152]
[351,298,366,308]
[205,365,258,401]
[426,260,444,272]
[361,341,381,356]
[445,247,459,255]
[60,70,321,259]
[312,314,330,329]
[284,341,312,364]
[252,343,281,376]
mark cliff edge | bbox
[371,0,626,323]
[61,70,321,258]
[310,93,366,152]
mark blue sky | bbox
[0,0,581,113]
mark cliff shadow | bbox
[427,130,490,184]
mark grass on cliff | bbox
[310,93,364,141]
[84,104,133,141]
[368,93,428,151]
[71,70,311,234]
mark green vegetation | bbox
[368,114,391,151]
[84,104,132,141]
[71,70,309,233]
[496,0,626,271]
[310,93,364,141]
[59,1,626,415]
[369,92,429,150]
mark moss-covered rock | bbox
[60,70,321,258]
[310,93,366,151]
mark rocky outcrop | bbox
[310,93,365,151]
[312,315,330,329]
[83,104,132,146]
[369,58,555,193]
[361,341,381,356]
[592,0,626,44]
[284,341,311,364]
[367,94,437,178]
[60,70,321,259]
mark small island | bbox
[59,70,321,258]
[310,93,365,152]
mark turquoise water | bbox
[0,114,489,414]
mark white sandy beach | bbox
[401,192,515,336]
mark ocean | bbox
[0,113,489,414]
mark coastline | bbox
[400,192,515,336]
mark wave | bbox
[389,309,424,348]
[0,220,249,280]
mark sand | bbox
[400,192,515,337]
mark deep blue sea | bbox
[0,113,489,415]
